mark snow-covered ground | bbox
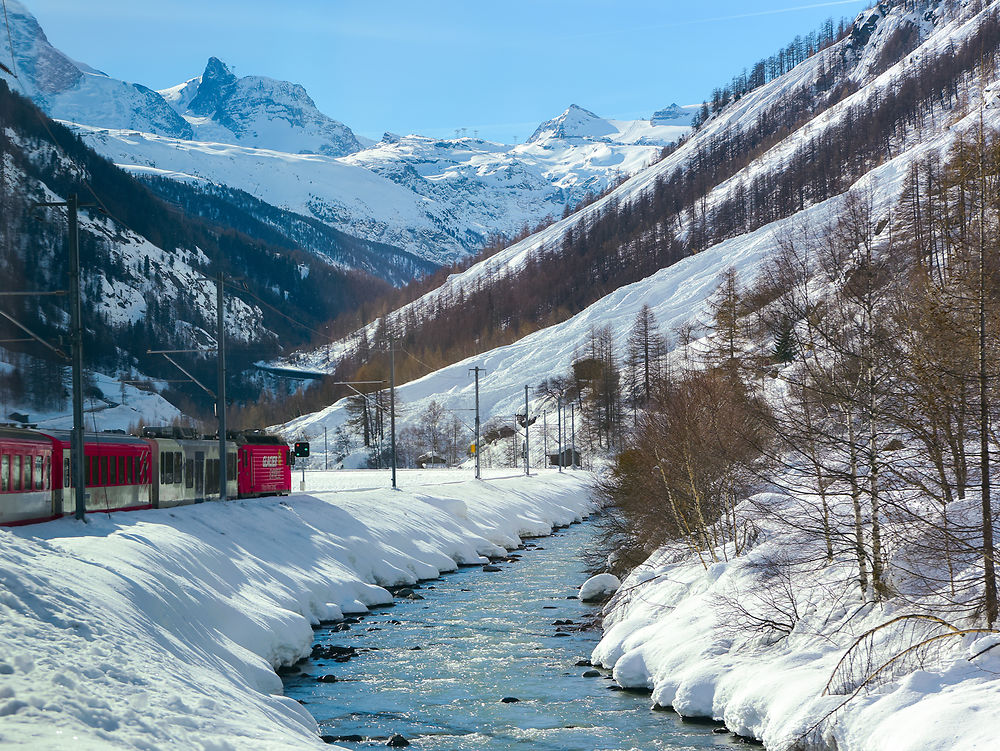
[0,468,594,750]
[591,498,1000,751]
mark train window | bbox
[205,459,215,493]
[186,459,194,489]
[14,455,23,491]
[108,455,117,485]
[227,453,236,481]
[35,456,44,490]
[1,455,8,492]
[24,455,32,491]
[64,457,70,487]
[100,456,108,487]
[118,456,125,485]
[174,452,183,484]
[87,456,95,487]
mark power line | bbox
[1,0,17,78]
[222,278,330,341]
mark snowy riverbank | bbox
[0,469,594,750]
[592,505,1000,751]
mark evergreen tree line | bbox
[601,129,1000,631]
[692,11,854,127]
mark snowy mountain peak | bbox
[0,0,192,138]
[165,57,362,157]
[651,103,696,125]
[527,104,617,143]
[186,57,237,116]
[0,0,80,96]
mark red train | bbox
[0,426,293,526]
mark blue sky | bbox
[19,0,871,143]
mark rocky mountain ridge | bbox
[1,0,693,268]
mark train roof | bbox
[231,431,286,446]
[0,426,52,443]
[32,429,151,447]
[141,426,200,439]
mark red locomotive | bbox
[234,431,292,498]
[0,426,292,527]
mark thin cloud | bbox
[687,0,867,26]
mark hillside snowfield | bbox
[279,0,998,441]
[65,107,689,266]
[279,100,990,458]
[0,470,594,750]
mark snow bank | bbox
[0,469,593,750]
[579,573,620,602]
[592,521,1000,751]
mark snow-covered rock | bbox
[579,573,621,602]
[591,509,1000,751]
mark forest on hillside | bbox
[240,6,1000,429]
[0,80,390,418]
[596,129,1000,631]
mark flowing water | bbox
[283,519,740,750]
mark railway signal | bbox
[294,442,310,457]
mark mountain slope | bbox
[0,0,193,138]
[0,1,694,268]
[0,80,389,415]
[277,0,1000,447]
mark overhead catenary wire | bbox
[1,0,17,77]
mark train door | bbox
[237,448,249,497]
[194,451,205,499]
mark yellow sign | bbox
[470,443,476,454]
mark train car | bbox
[0,427,55,525]
[233,431,292,497]
[37,430,153,517]
[142,427,237,506]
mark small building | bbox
[547,448,581,467]
[416,451,448,469]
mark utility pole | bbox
[35,194,90,520]
[67,194,85,517]
[390,340,397,489]
[557,397,563,473]
[524,385,530,476]
[324,426,328,471]
[543,410,548,466]
[216,271,227,501]
[570,402,576,469]
[470,366,484,478]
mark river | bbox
[283,517,739,750]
